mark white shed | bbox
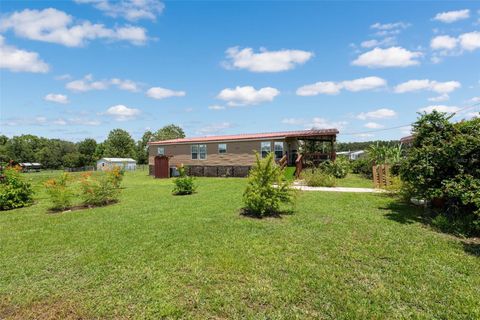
[97,158,137,171]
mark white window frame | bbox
[191,144,207,160]
[218,143,227,154]
[274,142,284,159]
[157,147,165,155]
[261,141,271,158]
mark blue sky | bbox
[0,1,479,142]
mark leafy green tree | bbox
[94,142,105,160]
[400,111,480,236]
[62,152,82,168]
[103,129,136,158]
[154,124,185,141]
[77,138,97,166]
[0,135,9,163]
[4,135,44,163]
[136,130,153,164]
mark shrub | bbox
[301,170,336,187]
[0,166,34,210]
[351,158,372,178]
[400,111,480,236]
[80,172,121,206]
[106,166,125,189]
[243,153,294,216]
[319,158,349,179]
[44,173,74,211]
[172,165,196,195]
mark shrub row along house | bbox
[147,129,339,178]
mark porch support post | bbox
[330,137,336,161]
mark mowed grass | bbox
[0,171,479,319]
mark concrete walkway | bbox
[292,184,384,193]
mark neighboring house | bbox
[147,129,339,178]
[97,158,137,171]
[337,150,366,160]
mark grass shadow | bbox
[462,241,480,257]
[239,208,294,219]
[381,200,427,225]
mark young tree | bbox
[103,129,136,158]
[154,124,185,141]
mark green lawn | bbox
[336,173,374,188]
[1,171,479,319]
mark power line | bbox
[339,102,480,136]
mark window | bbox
[199,144,207,159]
[157,147,165,155]
[261,141,271,158]
[218,143,227,154]
[191,144,207,160]
[274,142,284,159]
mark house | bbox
[96,158,137,171]
[147,129,338,178]
[336,150,366,160]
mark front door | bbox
[154,156,169,178]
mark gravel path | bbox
[292,185,385,193]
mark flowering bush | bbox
[80,172,121,207]
[172,165,196,195]
[44,173,74,211]
[106,166,125,189]
[319,158,350,179]
[0,165,34,210]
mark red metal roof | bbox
[149,129,338,145]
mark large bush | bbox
[0,166,34,210]
[350,157,372,178]
[400,111,480,236]
[243,153,294,216]
[44,173,74,211]
[319,157,349,179]
[172,166,196,195]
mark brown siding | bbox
[148,139,286,167]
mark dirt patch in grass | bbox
[0,299,87,320]
[47,201,119,214]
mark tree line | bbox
[0,124,185,169]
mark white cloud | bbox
[55,74,71,80]
[296,81,343,96]
[66,75,140,92]
[360,37,396,48]
[459,31,480,51]
[0,8,148,47]
[467,96,480,103]
[357,108,397,120]
[428,94,450,102]
[197,122,231,135]
[217,86,279,106]
[208,105,225,110]
[0,35,49,73]
[282,117,347,130]
[352,47,422,68]
[296,76,386,96]
[66,75,109,92]
[105,104,140,121]
[223,47,313,72]
[364,122,384,129]
[146,87,186,99]
[44,93,69,104]
[354,133,375,139]
[394,79,461,94]
[371,22,410,30]
[418,105,460,113]
[75,0,165,21]
[433,9,470,23]
[111,78,139,92]
[430,35,458,50]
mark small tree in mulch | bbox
[242,152,295,217]
[44,173,74,211]
[80,171,121,207]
